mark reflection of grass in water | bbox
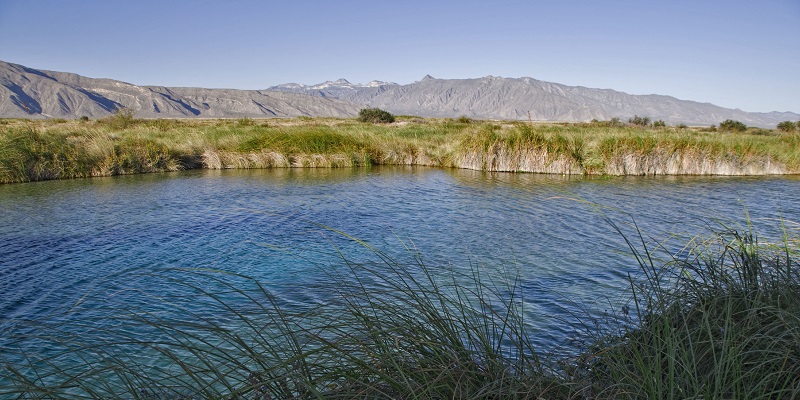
[1,117,799,183]
[2,214,799,399]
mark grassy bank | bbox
[0,218,797,398]
[1,116,798,183]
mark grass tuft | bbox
[1,215,798,398]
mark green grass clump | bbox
[2,216,798,398]
[574,219,800,399]
[358,108,395,124]
[0,232,564,398]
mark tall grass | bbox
[1,117,798,183]
[0,233,562,398]
[1,216,798,398]
[573,218,800,399]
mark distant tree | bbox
[628,115,651,126]
[358,108,395,123]
[777,120,798,132]
[718,119,747,132]
[677,123,688,130]
[652,120,666,128]
[609,117,622,127]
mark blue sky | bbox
[1,0,798,113]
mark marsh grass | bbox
[0,231,563,399]
[1,117,798,183]
[2,215,798,399]
[572,218,800,399]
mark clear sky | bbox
[1,0,798,113]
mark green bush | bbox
[358,108,395,124]
[719,119,747,132]
[456,115,473,124]
[100,107,138,130]
[628,115,651,127]
[652,120,666,128]
[777,120,798,132]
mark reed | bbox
[0,231,563,398]
[1,214,798,399]
[573,218,800,399]
[1,117,798,183]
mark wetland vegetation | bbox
[1,112,799,398]
[1,113,798,184]
[2,219,798,398]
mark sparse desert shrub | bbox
[652,120,666,128]
[236,117,255,126]
[456,115,473,124]
[589,118,624,128]
[78,116,90,122]
[777,120,798,132]
[358,108,395,124]
[101,107,138,130]
[628,115,651,127]
[749,128,774,136]
[718,119,747,132]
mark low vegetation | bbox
[1,217,797,398]
[1,116,799,183]
[357,107,396,124]
[719,119,748,132]
[778,120,798,132]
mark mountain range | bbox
[2,60,797,128]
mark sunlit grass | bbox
[1,215,798,398]
[1,117,798,183]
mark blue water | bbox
[1,167,798,392]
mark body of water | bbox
[1,167,798,389]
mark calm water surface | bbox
[1,167,799,360]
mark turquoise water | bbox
[1,167,798,391]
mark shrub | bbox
[237,117,255,126]
[78,116,90,122]
[456,115,473,124]
[718,119,747,132]
[101,107,138,130]
[777,120,797,132]
[628,115,651,127]
[591,118,624,128]
[358,108,395,124]
[652,120,666,128]
[677,123,688,130]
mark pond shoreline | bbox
[2,117,798,183]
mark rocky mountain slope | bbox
[2,60,797,127]
[269,75,798,128]
[0,61,360,119]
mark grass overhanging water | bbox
[1,215,798,399]
[1,116,798,184]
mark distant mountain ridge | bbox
[1,60,797,128]
[0,61,360,119]
[268,75,799,128]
